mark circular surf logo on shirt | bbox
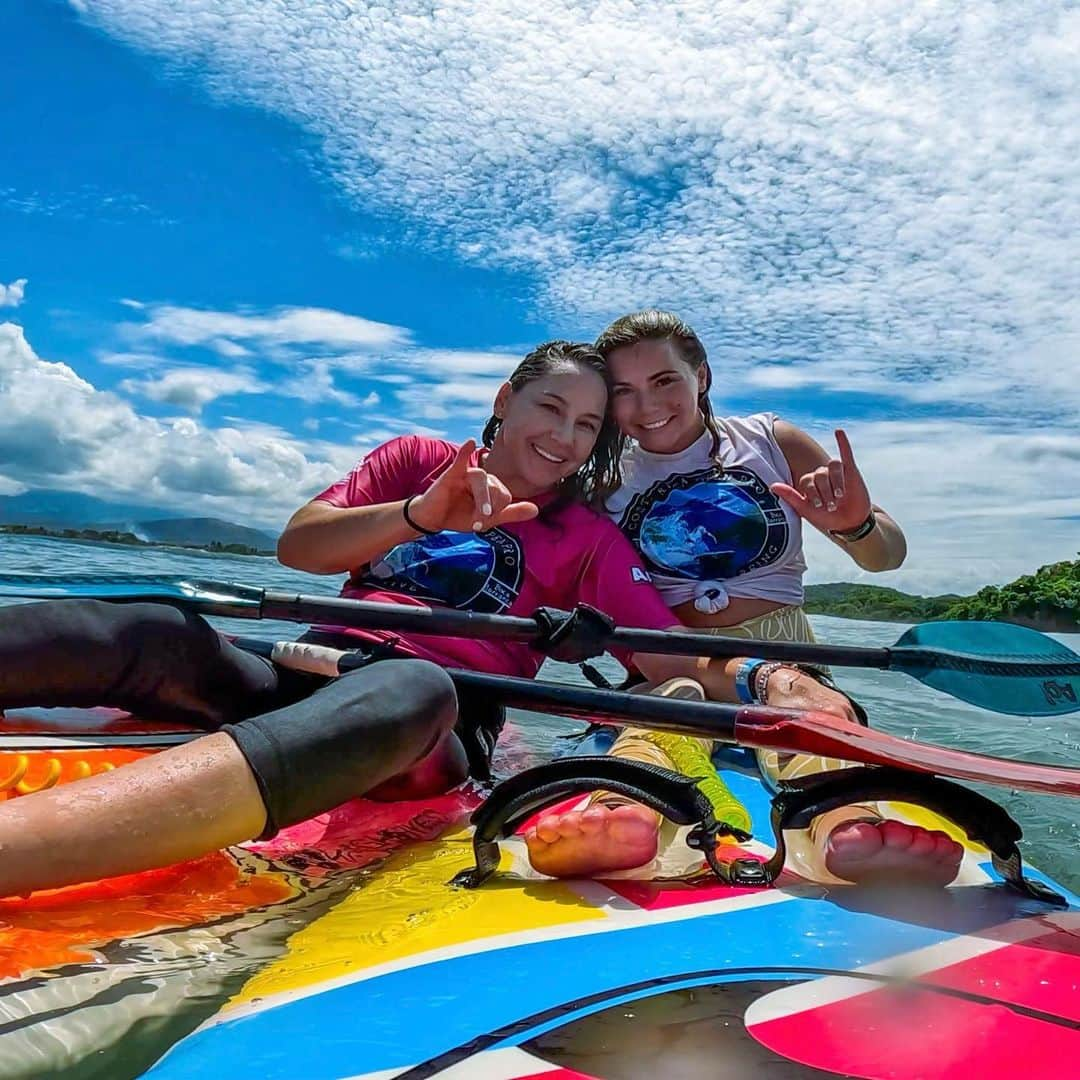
[619,465,788,580]
[363,528,524,614]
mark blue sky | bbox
[2,1,1077,593]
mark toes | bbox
[878,819,916,851]
[556,814,585,840]
[906,829,938,858]
[579,808,609,836]
[828,820,883,857]
[534,815,564,844]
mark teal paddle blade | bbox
[891,620,1080,716]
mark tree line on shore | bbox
[805,557,1078,631]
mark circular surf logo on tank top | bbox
[362,528,524,614]
[619,466,789,580]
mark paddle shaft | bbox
[258,590,892,666]
[246,639,1080,798]
[1,576,1077,715]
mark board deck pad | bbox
[0,709,1074,1079]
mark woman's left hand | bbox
[765,667,860,724]
[770,429,872,534]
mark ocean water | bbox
[1,531,1077,894]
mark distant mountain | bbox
[127,518,278,551]
[0,490,277,553]
[0,489,182,528]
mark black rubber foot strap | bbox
[765,766,1066,907]
[450,756,760,889]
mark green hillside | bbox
[806,558,1079,631]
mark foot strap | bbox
[762,766,1066,906]
[450,756,759,889]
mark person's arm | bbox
[278,438,538,575]
[278,499,424,574]
[578,529,859,721]
[771,423,906,572]
[631,647,860,722]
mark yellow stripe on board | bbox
[229,832,605,1008]
[885,802,988,852]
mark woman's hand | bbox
[765,667,860,724]
[408,440,540,534]
[770,429,872,534]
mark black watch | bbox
[829,509,876,543]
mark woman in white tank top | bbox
[525,311,963,888]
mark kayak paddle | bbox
[0,574,1076,717]
[235,636,1080,798]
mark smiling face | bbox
[607,339,708,454]
[487,362,608,497]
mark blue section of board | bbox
[147,894,962,1079]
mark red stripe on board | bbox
[605,870,765,910]
[515,1070,600,1080]
[748,977,1080,1077]
[914,925,1080,1023]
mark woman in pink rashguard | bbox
[0,340,856,899]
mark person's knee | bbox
[367,729,469,801]
[116,603,212,651]
[386,659,458,745]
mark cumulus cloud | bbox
[800,419,1080,595]
[0,279,27,308]
[0,321,351,526]
[73,0,1080,425]
[275,359,362,407]
[120,366,266,412]
[127,302,410,352]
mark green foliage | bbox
[806,557,1079,631]
[942,558,1079,627]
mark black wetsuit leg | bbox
[0,600,462,837]
[0,599,297,726]
[223,658,459,836]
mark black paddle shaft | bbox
[259,590,892,668]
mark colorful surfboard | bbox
[0,713,1075,1079]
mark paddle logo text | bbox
[1042,680,1078,707]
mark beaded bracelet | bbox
[751,661,787,705]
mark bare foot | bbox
[524,803,661,878]
[825,819,963,887]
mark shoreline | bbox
[807,607,1077,635]
[0,525,275,559]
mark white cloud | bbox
[274,359,361,407]
[127,302,410,352]
[120,366,265,412]
[0,279,27,308]
[0,322,343,526]
[800,419,1080,595]
[397,376,503,422]
[96,350,169,368]
[73,0,1079,426]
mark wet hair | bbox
[595,309,724,459]
[481,340,623,513]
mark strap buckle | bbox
[530,605,615,663]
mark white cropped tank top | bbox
[605,413,807,613]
